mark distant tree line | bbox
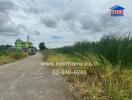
[0,45,12,51]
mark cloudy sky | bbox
[0,0,132,48]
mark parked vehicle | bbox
[28,47,37,55]
[15,39,37,55]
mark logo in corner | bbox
[110,5,125,16]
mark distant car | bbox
[28,47,37,55]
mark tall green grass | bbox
[43,49,132,100]
[57,34,132,67]
[42,34,132,100]
[0,45,28,65]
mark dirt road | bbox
[0,53,76,100]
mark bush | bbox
[0,56,15,65]
[9,50,28,60]
[0,47,28,64]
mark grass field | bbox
[42,35,132,100]
[0,45,28,65]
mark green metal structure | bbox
[15,39,33,49]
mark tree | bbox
[39,42,46,51]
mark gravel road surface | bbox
[0,53,76,100]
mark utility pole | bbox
[27,35,29,53]
[27,35,29,42]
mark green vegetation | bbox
[0,45,28,65]
[42,35,132,100]
[39,42,46,51]
[57,34,132,67]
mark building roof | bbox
[110,5,125,10]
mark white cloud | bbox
[0,0,132,48]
